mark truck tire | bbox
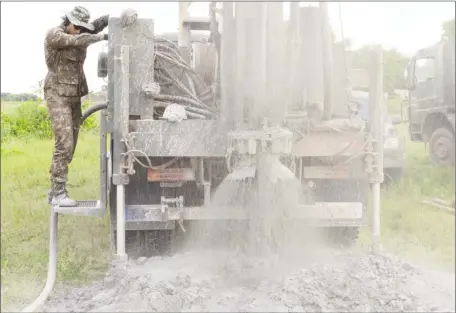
[316,180,367,248]
[326,227,359,248]
[384,167,403,185]
[429,127,455,166]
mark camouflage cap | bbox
[65,6,95,31]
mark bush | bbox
[0,100,99,143]
[14,101,53,139]
[1,112,14,143]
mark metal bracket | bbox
[368,173,384,184]
[368,137,385,184]
[228,125,294,157]
[196,158,212,206]
[105,110,114,133]
[112,173,130,185]
[160,196,186,232]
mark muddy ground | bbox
[40,246,455,313]
[13,175,456,312]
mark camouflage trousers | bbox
[45,91,82,186]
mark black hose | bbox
[81,102,108,123]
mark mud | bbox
[42,248,455,313]
[40,167,455,313]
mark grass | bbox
[1,101,27,114]
[358,122,455,268]
[1,131,110,310]
[355,96,454,267]
[1,96,454,310]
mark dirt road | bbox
[42,247,455,312]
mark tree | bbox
[383,48,408,91]
[349,45,408,93]
[442,18,455,41]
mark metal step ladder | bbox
[52,108,110,218]
[53,200,105,217]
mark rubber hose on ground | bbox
[21,210,59,312]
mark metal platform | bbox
[124,202,366,228]
[53,200,105,217]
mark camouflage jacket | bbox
[44,16,109,98]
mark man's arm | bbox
[46,28,104,48]
[87,15,109,34]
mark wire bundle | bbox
[153,38,219,120]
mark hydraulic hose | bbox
[21,209,58,312]
[72,102,108,156]
[81,102,108,123]
[22,102,107,312]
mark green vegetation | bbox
[1,97,454,310]
[1,100,107,310]
[1,92,39,102]
[358,122,454,268]
[1,100,98,144]
[334,38,409,94]
[351,46,408,93]
[338,18,454,96]
[357,95,454,267]
[1,132,110,304]
[442,18,455,41]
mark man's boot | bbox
[47,189,53,204]
[51,183,77,207]
[47,181,55,204]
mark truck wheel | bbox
[146,230,176,256]
[325,227,359,248]
[429,127,455,166]
[315,180,367,248]
[384,168,403,185]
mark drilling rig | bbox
[67,2,385,257]
[23,3,385,311]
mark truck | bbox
[23,3,385,311]
[403,36,455,166]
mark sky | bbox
[1,1,455,94]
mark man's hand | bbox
[120,9,138,28]
[99,14,109,25]
[86,14,110,34]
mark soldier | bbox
[45,6,109,206]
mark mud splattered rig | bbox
[23,3,385,311]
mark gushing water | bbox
[184,154,309,259]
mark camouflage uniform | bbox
[44,6,108,206]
